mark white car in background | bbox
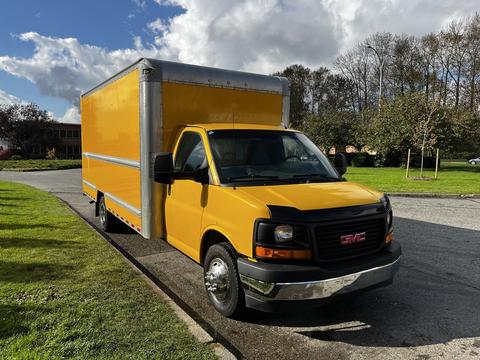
[468,157,480,164]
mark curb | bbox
[59,198,240,360]
[0,167,81,172]
[386,192,480,199]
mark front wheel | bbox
[203,243,245,317]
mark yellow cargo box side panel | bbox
[161,82,283,151]
[81,68,142,231]
[82,69,140,160]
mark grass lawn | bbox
[0,181,215,359]
[0,159,82,171]
[346,161,480,194]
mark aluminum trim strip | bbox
[82,152,140,168]
[82,179,96,190]
[81,60,142,97]
[82,58,289,97]
[105,192,141,216]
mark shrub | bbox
[409,155,440,169]
[9,155,23,160]
[374,151,403,167]
[351,152,375,167]
[46,148,57,160]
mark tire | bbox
[98,195,117,232]
[203,243,246,317]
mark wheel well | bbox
[200,230,232,265]
[95,191,104,217]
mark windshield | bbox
[207,130,340,185]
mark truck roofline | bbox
[184,123,299,131]
[81,58,289,100]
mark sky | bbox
[0,0,479,124]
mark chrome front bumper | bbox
[240,257,401,302]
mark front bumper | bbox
[238,241,401,312]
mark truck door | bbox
[165,130,207,261]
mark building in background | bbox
[0,122,81,159]
[52,123,81,159]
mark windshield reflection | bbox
[207,130,339,185]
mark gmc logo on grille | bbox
[340,232,366,245]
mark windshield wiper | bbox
[292,173,340,182]
[228,175,293,183]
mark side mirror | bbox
[193,164,209,185]
[334,153,347,176]
[154,153,174,184]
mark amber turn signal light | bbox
[385,231,393,244]
[255,246,312,260]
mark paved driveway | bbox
[1,169,480,359]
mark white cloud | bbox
[148,18,168,35]
[0,32,162,106]
[152,0,176,6]
[132,0,146,9]
[151,0,479,73]
[58,106,80,124]
[0,89,25,105]
[0,0,478,118]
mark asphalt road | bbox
[1,169,480,360]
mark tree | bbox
[0,103,59,157]
[301,112,354,153]
[366,92,452,166]
[275,14,480,162]
[274,65,311,128]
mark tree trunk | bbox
[470,58,477,110]
[455,71,461,108]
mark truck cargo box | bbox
[81,58,289,240]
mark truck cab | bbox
[154,123,400,316]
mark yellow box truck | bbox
[81,58,401,316]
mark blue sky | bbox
[0,0,478,123]
[0,0,182,120]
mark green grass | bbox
[0,159,82,171]
[346,160,480,194]
[0,181,215,359]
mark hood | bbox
[234,181,382,211]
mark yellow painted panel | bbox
[82,182,96,201]
[105,197,142,231]
[201,185,271,259]
[82,157,141,211]
[162,82,283,151]
[234,182,382,211]
[81,69,140,160]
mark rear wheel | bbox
[203,243,245,317]
[98,195,117,232]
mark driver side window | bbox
[174,132,206,172]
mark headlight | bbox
[274,225,293,243]
[254,221,310,254]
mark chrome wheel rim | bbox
[204,258,230,302]
[99,202,106,225]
